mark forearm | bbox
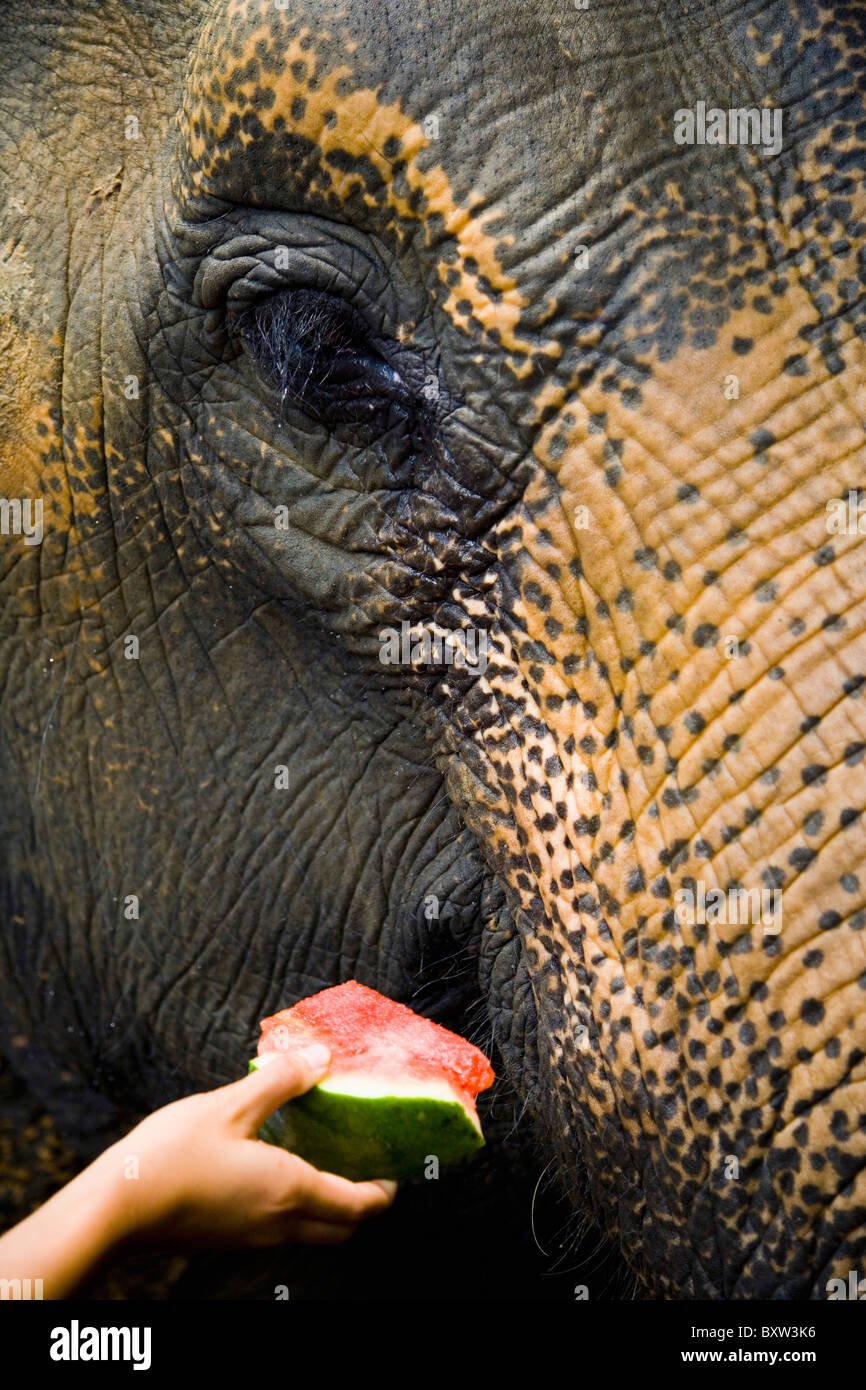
[0,1143,133,1299]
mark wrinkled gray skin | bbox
[2,0,866,1299]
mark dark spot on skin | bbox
[750,428,775,453]
[783,353,809,376]
[801,999,826,1027]
[802,765,828,787]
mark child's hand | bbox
[0,1044,397,1297]
[100,1044,397,1250]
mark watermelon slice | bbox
[249,981,494,1181]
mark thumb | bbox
[226,1045,331,1132]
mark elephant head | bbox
[1,0,865,1298]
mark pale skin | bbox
[0,1044,397,1298]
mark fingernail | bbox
[299,1043,331,1070]
[373,1179,398,1198]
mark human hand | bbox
[98,1044,397,1250]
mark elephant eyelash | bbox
[234,287,411,430]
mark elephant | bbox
[1,0,865,1301]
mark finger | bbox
[222,1046,331,1130]
[291,1164,398,1223]
[282,1218,359,1246]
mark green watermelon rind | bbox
[249,1061,485,1181]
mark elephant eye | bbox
[235,287,413,433]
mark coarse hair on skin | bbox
[234,286,372,408]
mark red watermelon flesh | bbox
[258,980,494,1113]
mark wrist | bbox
[2,1139,145,1298]
[77,1141,144,1253]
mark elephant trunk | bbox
[439,356,866,1294]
